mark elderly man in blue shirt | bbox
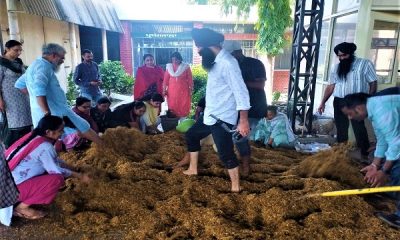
[342,92,400,228]
[15,43,102,146]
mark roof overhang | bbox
[111,0,258,24]
[20,0,123,33]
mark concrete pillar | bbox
[259,55,274,104]
[354,0,373,58]
[69,23,78,68]
[6,0,20,41]
[102,29,108,61]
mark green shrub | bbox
[272,91,281,102]
[187,65,207,117]
[99,61,134,96]
[116,74,135,95]
[191,65,207,95]
[66,72,78,106]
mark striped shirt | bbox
[367,95,400,161]
[204,49,251,126]
[329,58,377,98]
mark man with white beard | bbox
[15,43,102,146]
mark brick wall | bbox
[119,21,133,75]
[273,70,290,93]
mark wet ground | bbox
[1,127,399,239]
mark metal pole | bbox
[102,29,108,61]
[69,23,79,67]
[6,0,20,41]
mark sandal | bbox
[13,209,46,220]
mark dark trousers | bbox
[333,97,370,156]
[4,126,32,148]
[185,116,239,169]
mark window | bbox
[336,0,360,13]
[274,47,291,70]
[327,13,358,79]
[317,20,331,81]
[369,20,400,84]
[240,40,258,59]
[203,24,256,34]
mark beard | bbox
[199,48,216,71]
[53,63,61,72]
[337,55,355,80]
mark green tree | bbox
[66,72,79,106]
[192,0,292,55]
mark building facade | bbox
[121,21,258,75]
[0,0,122,90]
[112,1,259,76]
[304,0,399,116]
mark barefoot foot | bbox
[231,186,242,193]
[174,154,190,169]
[183,169,198,175]
[13,206,46,220]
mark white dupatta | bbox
[166,63,189,78]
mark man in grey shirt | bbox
[74,49,102,106]
[184,28,250,192]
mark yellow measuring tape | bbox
[319,186,400,197]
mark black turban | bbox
[334,42,357,55]
[191,28,224,48]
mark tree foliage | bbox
[191,0,293,56]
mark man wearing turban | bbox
[318,42,377,159]
[183,28,251,192]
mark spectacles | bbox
[53,53,65,60]
[336,53,348,57]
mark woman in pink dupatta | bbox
[133,54,164,100]
[62,97,99,151]
[163,52,193,117]
[5,115,90,220]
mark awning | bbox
[20,0,123,33]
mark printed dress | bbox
[251,113,297,148]
[0,60,32,129]
[0,143,18,209]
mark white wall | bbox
[0,0,82,91]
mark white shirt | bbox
[329,57,377,98]
[203,49,251,125]
[11,140,71,185]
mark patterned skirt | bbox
[0,144,19,208]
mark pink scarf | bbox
[5,132,50,171]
